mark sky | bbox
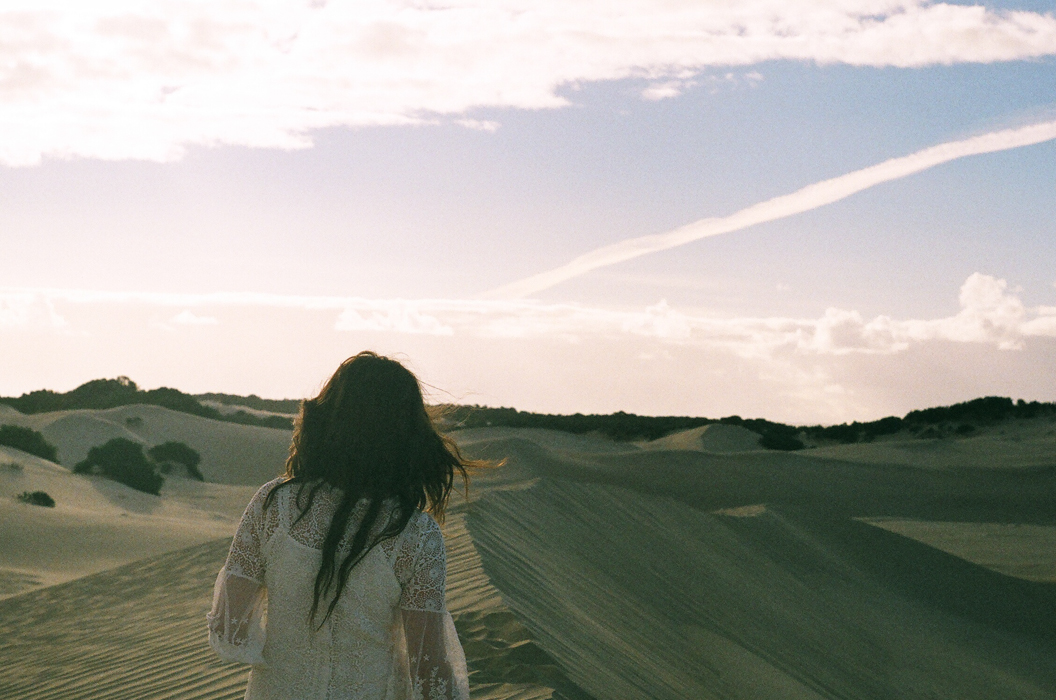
[1,0,1056,424]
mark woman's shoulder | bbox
[260,476,288,494]
[402,509,442,550]
[238,477,292,531]
[247,476,288,507]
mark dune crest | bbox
[642,423,763,453]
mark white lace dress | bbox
[207,478,469,700]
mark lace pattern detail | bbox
[395,512,447,612]
[223,479,283,583]
[280,481,402,558]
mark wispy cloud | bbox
[485,119,1056,299]
[4,274,1055,357]
[335,304,453,336]
[0,292,68,331]
[2,1,1055,166]
[171,310,219,326]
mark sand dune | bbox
[457,427,1056,522]
[640,423,763,453]
[806,418,1056,470]
[468,480,1056,699]
[0,444,254,598]
[2,410,1056,699]
[1,404,290,484]
[0,513,583,700]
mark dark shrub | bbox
[223,410,295,430]
[17,491,55,507]
[956,423,977,436]
[862,416,903,438]
[820,423,861,444]
[147,441,204,481]
[917,426,942,440]
[760,432,805,451]
[75,438,164,495]
[0,425,59,462]
[905,396,1018,427]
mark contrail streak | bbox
[484,119,1056,300]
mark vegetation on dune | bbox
[439,405,806,449]
[799,397,1056,445]
[0,425,59,462]
[75,438,206,492]
[438,405,715,442]
[441,396,1056,450]
[904,396,1053,426]
[147,441,204,481]
[195,392,301,415]
[74,438,165,495]
[17,490,55,508]
[801,415,906,445]
[0,377,294,430]
[5,378,1054,453]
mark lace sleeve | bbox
[206,480,280,665]
[398,513,446,612]
[394,513,468,700]
[401,609,469,700]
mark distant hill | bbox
[0,378,294,430]
[3,379,1054,451]
[194,392,301,415]
[439,396,1056,450]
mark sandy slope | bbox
[453,427,1056,699]
[466,479,1056,699]
[2,410,1056,699]
[0,444,254,598]
[0,514,581,700]
[640,423,763,453]
[0,404,290,484]
[806,418,1056,470]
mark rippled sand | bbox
[2,407,1056,699]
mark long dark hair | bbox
[264,352,474,624]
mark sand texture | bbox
[640,423,763,453]
[2,406,1056,698]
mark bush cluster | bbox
[74,438,203,495]
[440,405,717,442]
[17,491,55,507]
[440,405,809,449]
[0,425,59,462]
[147,441,205,481]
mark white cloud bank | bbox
[2,1,1056,166]
[4,273,1056,357]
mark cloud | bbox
[0,292,68,330]
[454,118,500,132]
[172,309,219,325]
[641,81,690,101]
[335,303,454,336]
[3,1,1056,165]
[485,119,1056,298]
[5,274,1055,357]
